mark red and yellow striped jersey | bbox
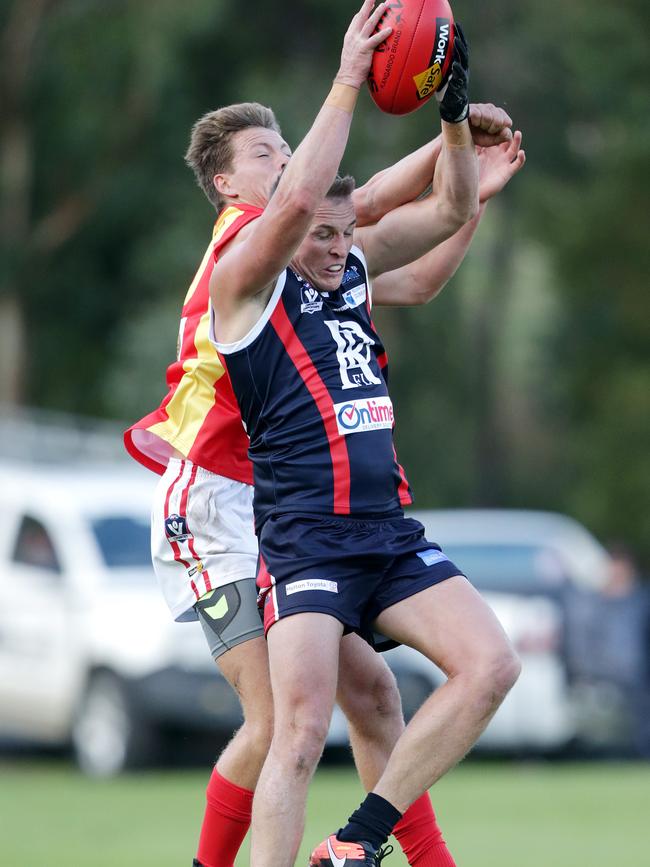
[124,204,262,483]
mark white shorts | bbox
[151,458,257,621]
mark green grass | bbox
[0,759,647,865]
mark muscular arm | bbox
[372,129,526,306]
[353,138,442,227]
[353,103,513,227]
[210,0,389,319]
[355,119,479,279]
[371,203,485,305]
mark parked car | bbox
[0,459,622,768]
[0,462,243,776]
[382,508,615,753]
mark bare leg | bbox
[370,576,520,812]
[337,633,405,789]
[250,613,344,867]
[214,636,274,788]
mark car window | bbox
[11,515,62,574]
[92,516,152,569]
[442,544,567,593]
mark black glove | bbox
[437,23,470,123]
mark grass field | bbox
[0,758,646,866]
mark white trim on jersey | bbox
[210,271,287,355]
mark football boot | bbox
[308,834,393,866]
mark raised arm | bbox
[353,138,443,227]
[372,130,526,306]
[353,103,514,227]
[210,0,390,318]
[354,25,479,279]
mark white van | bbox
[0,461,242,775]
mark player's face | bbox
[291,196,357,293]
[216,127,292,208]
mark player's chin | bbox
[321,269,344,290]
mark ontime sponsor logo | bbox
[333,396,394,435]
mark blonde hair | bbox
[185,103,281,211]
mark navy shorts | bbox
[256,512,464,647]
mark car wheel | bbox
[72,671,154,776]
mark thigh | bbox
[266,613,344,724]
[195,576,264,660]
[373,575,512,677]
[215,632,272,720]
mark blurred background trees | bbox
[1,0,648,563]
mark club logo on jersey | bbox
[324,319,382,389]
[164,513,192,542]
[341,264,360,286]
[300,285,323,314]
[333,396,394,435]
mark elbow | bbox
[291,188,320,217]
[412,283,447,306]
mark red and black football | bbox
[367,0,455,115]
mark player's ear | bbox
[214,172,234,198]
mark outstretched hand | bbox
[336,0,392,89]
[477,129,526,202]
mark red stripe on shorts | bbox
[180,464,212,594]
[164,460,191,570]
[257,554,278,634]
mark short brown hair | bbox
[326,174,356,199]
[185,103,281,211]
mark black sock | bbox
[337,792,402,851]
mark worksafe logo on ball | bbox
[413,62,443,100]
[414,18,451,100]
[333,396,394,435]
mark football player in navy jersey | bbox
[206,5,522,867]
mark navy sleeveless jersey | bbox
[212,246,413,528]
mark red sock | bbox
[392,793,456,867]
[195,767,254,867]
